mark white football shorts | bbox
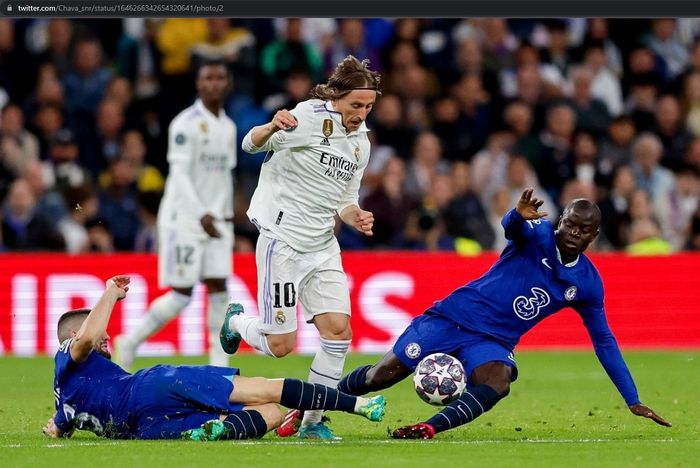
[158,224,233,288]
[255,233,351,334]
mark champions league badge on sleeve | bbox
[565,286,577,301]
[175,133,186,145]
[322,119,333,137]
[321,120,333,145]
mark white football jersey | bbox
[244,99,370,252]
[158,99,237,233]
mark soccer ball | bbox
[413,353,466,406]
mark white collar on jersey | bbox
[324,101,370,134]
[555,246,579,267]
[195,98,224,120]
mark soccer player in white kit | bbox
[115,60,237,369]
[220,56,380,440]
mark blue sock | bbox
[222,410,268,439]
[426,384,501,433]
[281,378,356,413]
[337,365,371,395]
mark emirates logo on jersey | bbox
[320,152,358,182]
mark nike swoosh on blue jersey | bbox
[541,258,552,270]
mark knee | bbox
[317,315,352,341]
[475,377,510,397]
[252,403,283,432]
[489,380,511,397]
[266,335,295,357]
[471,362,512,397]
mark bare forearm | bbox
[340,204,374,236]
[339,205,360,225]
[73,289,119,354]
[70,276,129,361]
[249,122,279,148]
[243,109,298,152]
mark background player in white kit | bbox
[115,60,237,369]
[220,56,380,440]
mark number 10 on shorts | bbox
[273,282,296,308]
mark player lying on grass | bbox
[334,188,670,439]
[42,275,385,441]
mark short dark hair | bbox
[564,198,602,228]
[57,308,90,342]
[196,59,231,78]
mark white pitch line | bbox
[1,438,680,449]
[2,441,122,448]
[229,438,679,446]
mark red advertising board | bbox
[0,252,698,356]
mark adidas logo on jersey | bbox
[320,137,331,146]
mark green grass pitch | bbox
[1,351,698,467]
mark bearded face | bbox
[94,336,111,359]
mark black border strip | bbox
[2,1,700,18]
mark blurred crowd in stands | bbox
[1,18,699,254]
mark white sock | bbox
[124,290,191,348]
[228,315,277,357]
[232,315,277,357]
[353,397,370,413]
[207,291,229,367]
[301,338,350,427]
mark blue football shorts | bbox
[128,365,244,439]
[393,312,518,385]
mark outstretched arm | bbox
[580,304,671,427]
[70,276,130,362]
[516,187,549,220]
[242,109,305,153]
[593,335,670,426]
[502,188,550,242]
[245,110,298,150]
[629,403,671,426]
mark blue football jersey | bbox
[431,209,640,405]
[53,338,132,438]
[52,341,243,439]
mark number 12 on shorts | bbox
[273,282,296,308]
[175,245,194,265]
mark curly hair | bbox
[310,55,382,100]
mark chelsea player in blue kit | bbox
[339,188,670,439]
[43,276,385,441]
